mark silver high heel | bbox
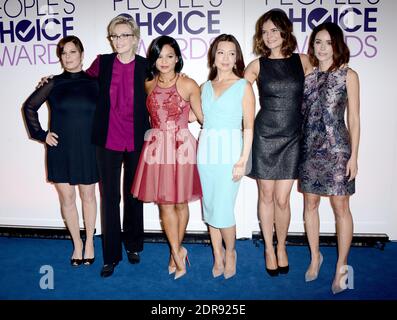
[331,268,349,294]
[212,250,225,278]
[168,254,176,275]
[224,250,237,280]
[168,265,176,275]
[212,266,224,278]
[174,247,190,280]
[331,282,347,295]
[305,252,323,282]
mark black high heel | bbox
[266,267,279,277]
[276,247,289,274]
[71,239,84,267]
[71,258,83,267]
[278,265,289,274]
[83,239,95,265]
[265,250,279,277]
[83,257,95,265]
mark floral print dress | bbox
[299,67,355,196]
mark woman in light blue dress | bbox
[197,34,255,279]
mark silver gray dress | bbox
[249,53,304,180]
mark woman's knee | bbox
[159,204,175,216]
[56,187,76,208]
[274,187,291,211]
[330,197,350,218]
[79,188,96,204]
[61,196,76,208]
[258,185,274,205]
[304,195,321,212]
[175,203,188,213]
[274,196,290,210]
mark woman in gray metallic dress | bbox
[299,22,360,294]
[245,9,312,276]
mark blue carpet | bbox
[0,237,396,300]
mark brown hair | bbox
[56,35,84,59]
[252,9,297,57]
[207,34,245,81]
[307,22,350,72]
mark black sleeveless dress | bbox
[248,53,304,180]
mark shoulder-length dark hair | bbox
[207,34,245,81]
[253,9,297,57]
[146,35,183,80]
[56,35,84,59]
[307,22,350,72]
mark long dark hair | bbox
[253,9,297,58]
[146,35,183,80]
[307,22,350,72]
[207,34,245,81]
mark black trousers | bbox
[96,147,144,265]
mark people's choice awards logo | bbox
[154,12,176,35]
[114,0,222,60]
[270,0,380,58]
[0,0,76,67]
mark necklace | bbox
[158,73,177,83]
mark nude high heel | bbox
[331,282,347,295]
[331,266,349,294]
[174,247,190,280]
[168,254,176,275]
[224,250,237,280]
[212,250,225,278]
[305,252,323,282]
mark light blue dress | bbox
[197,78,246,228]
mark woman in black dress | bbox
[245,9,312,275]
[23,36,99,266]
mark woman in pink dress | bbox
[131,35,203,279]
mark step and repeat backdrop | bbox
[1,0,396,239]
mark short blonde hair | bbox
[107,14,140,52]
